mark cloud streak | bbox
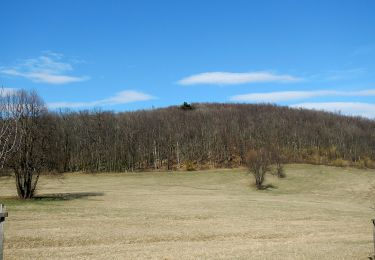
[48,90,155,109]
[230,89,375,102]
[291,102,375,119]
[308,68,367,81]
[0,52,89,84]
[177,71,301,85]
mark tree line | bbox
[1,89,375,196]
[45,103,375,173]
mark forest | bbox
[2,89,375,176]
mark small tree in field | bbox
[246,148,271,189]
[270,146,286,178]
[276,163,285,178]
[8,90,47,199]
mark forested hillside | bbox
[7,102,374,173]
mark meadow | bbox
[0,164,374,259]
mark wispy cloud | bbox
[291,102,375,119]
[315,68,366,81]
[0,52,89,84]
[48,90,155,109]
[177,71,301,85]
[230,89,375,102]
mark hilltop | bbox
[11,102,373,173]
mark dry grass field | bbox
[0,164,374,259]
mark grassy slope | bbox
[0,164,374,259]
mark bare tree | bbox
[270,145,286,178]
[9,90,47,199]
[246,149,271,189]
[0,88,21,169]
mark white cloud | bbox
[47,90,155,109]
[356,89,375,96]
[230,89,375,102]
[100,90,155,105]
[321,68,366,81]
[0,52,89,84]
[291,102,375,119]
[177,71,301,85]
[231,90,330,102]
[1,69,88,84]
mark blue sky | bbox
[1,0,375,118]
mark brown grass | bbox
[0,164,374,259]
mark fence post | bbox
[0,204,8,260]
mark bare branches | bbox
[245,149,271,189]
[0,88,48,199]
[11,89,47,199]
[0,88,22,168]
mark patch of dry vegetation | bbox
[0,164,374,259]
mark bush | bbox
[246,149,271,189]
[354,159,366,169]
[330,158,350,167]
[185,161,196,171]
[364,158,375,169]
[276,164,286,178]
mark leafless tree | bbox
[0,88,21,169]
[270,145,286,178]
[246,149,271,189]
[9,90,47,199]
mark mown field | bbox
[0,164,374,259]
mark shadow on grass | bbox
[258,184,278,190]
[33,192,104,201]
[0,192,104,208]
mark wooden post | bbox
[0,204,8,260]
[372,219,375,260]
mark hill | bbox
[6,102,375,173]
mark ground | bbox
[0,164,374,259]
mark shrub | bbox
[276,164,286,178]
[354,159,366,169]
[364,158,375,169]
[330,158,350,167]
[246,149,271,189]
[185,161,196,171]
